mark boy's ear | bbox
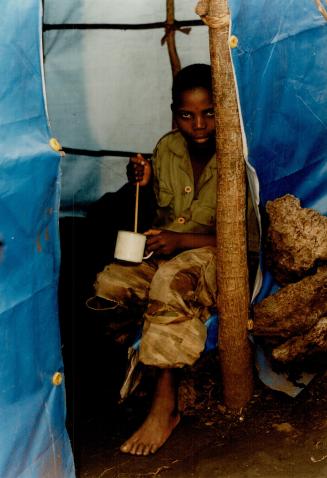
[170,103,175,113]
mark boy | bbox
[89,64,219,455]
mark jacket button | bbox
[184,186,192,193]
[177,217,186,224]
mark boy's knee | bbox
[92,265,130,303]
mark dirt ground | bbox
[68,344,327,478]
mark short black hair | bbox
[171,63,212,109]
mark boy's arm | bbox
[174,232,216,250]
[145,229,216,256]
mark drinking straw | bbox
[134,182,139,233]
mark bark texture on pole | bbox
[200,0,253,410]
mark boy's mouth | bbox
[193,136,209,142]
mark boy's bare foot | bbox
[120,409,180,455]
[120,369,180,455]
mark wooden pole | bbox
[198,0,254,410]
[165,0,181,77]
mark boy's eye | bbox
[179,111,192,119]
[206,109,215,117]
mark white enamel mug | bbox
[114,230,153,263]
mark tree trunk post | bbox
[198,0,254,410]
[165,0,181,77]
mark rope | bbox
[316,0,327,21]
[195,0,230,30]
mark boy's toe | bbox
[142,445,151,456]
[120,441,132,453]
[150,443,159,454]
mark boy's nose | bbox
[193,115,206,129]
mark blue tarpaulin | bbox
[230,0,327,223]
[0,1,74,476]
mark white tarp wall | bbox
[43,1,210,215]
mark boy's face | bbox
[173,87,215,150]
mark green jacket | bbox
[152,130,216,234]
[151,129,260,253]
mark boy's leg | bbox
[120,368,180,456]
[141,246,217,367]
[86,260,158,339]
[121,247,217,455]
[89,259,158,307]
[86,261,156,345]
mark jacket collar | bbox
[167,130,217,171]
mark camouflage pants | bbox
[91,246,217,368]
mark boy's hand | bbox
[127,153,152,186]
[144,229,181,256]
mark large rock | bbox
[272,316,327,364]
[253,266,327,338]
[264,194,327,284]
